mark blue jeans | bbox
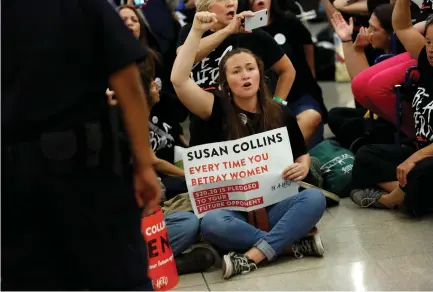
[288,94,325,149]
[200,189,326,261]
[165,211,199,257]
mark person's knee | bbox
[298,109,322,128]
[298,189,326,214]
[179,212,200,238]
[352,74,372,107]
[200,210,228,238]
[368,74,393,99]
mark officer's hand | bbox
[106,88,117,106]
[134,166,161,215]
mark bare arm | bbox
[407,144,433,164]
[171,22,215,120]
[414,21,426,34]
[272,55,296,100]
[331,13,370,80]
[176,11,255,62]
[110,64,153,169]
[150,150,185,176]
[392,0,425,60]
[342,41,370,79]
[177,28,232,63]
[321,0,339,26]
[303,44,316,78]
[333,0,369,15]
[295,153,311,169]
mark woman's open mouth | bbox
[226,11,235,18]
[242,82,252,88]
[256,0,265,7]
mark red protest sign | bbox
[141,208,179,291]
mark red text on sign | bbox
[197,197,264,214]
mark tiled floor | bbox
[174,198,433,291]
[173,81,433,291]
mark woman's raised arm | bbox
[392,0,425,60]
[171,12,218,120]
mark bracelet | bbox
[342,39,353,43]
[273,97,287,106]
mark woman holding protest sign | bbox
[171,11,326,279]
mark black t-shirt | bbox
[262,15,323,103]
[413,47,433,147]
[177,23,284,89]
[149,93,189,163]
[189,91,308,161]
[2,0,146,140]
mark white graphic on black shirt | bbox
[412,87,433,142]
[148,120,175,152]
[191,45,233,87]
[238,113,248,125]
[274,33,286,45]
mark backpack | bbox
[310,140,355,197]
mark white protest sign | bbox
[183,127,299,218]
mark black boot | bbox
[175,247,216,275]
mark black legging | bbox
[351,144,433,217]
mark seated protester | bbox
[242,0,328,148]
[350,10,433,217]
[332,4,427,138]
[124,0,180,93]
[171,12,326,279]
[331,5,396,82]
[118,3,171,93]
[330,6,416,139]
[327,6,400,137]
[333,0,427,57]
[149,90,191,200]
[116,5,185,178]
[347,21,428,138]
[113,5,216,274]
[175,0,296,107]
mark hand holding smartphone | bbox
[243,9,268,30]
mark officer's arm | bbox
[110,64,153,170]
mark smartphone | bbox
[244,9,268,31]
[133,0,148,8]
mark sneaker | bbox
[350,188,387,208]
[175,247,216,275]
[292,234,325,259]
[222,252,257,279]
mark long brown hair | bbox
[218,48,284,140]
[118,5,159,106]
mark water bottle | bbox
[422,0,432,15]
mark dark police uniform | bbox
[2,0,153,290]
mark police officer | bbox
[2,0,160,290]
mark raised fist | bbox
[192,11,218,33]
